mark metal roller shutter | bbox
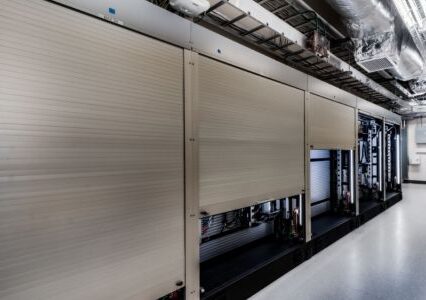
[198,56,305,215]
[309,94,356,150]
[0,1,184,299]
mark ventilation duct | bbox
[409,78,426,95]
[326,0,424,81]
[50,0,410,110]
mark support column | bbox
[184,50,200,300]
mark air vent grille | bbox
[358,57,395,73]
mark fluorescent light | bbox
[393,0,417,27]
[394,0,426,29]
[407,0,423,26]
[299,195,303,225]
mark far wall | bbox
[406,118,426,181]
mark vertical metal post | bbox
[401,120,408,183]
[304,91,312,242]
[378,129,383,192]
[184,50,200,300]
[396,131,401,185]
[354,109,359,215]
[382,118,387,202]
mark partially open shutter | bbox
[198,56,305,215]
[309,94,356,150]
[0,1,184,299]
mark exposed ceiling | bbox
[311,0,426,116]
[153,0,426,116]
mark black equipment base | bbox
[200,237,305,300]
[309,213,354,255]
[199,192,403,300]
[358,199,385,225]
[385,192,402,208]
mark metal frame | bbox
[51,0,408,113]
[356,112,387,210]
[52,0,409,111]
[358,98,402,125]
[383,120,402,201]
[382,118,387,202]
[189,24,308,91]
[199,0,406,109]
[308,76,357,108]
[23,2,404,298]
[354,108,360,215]
[304,91,312,242]
[184,50,200,300]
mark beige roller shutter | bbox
[309,94,356,150]
[198,56,305,215]
[0,1,184,300]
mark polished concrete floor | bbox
[251,184,426,300]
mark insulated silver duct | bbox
[408,77,426,95]
[327,0,424,81]
[388,25,425,81]
[325,0,394,38]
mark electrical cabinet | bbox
[198,56,305,215]
[309,94,356,150]
[310,149,355,237]
[308,97,356,240]
[0,1,184,299]
[384,122,402,200]
[0,1,405,299]
[358,113,384,212]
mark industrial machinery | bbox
[1,1,405,300]
[199,196,305,299]
[384,122,402,203]
[310,150,355,244]
[358,113,384,214]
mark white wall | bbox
[407,118,426,181]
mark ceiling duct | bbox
[409,77,426,95]
[51,0,409,110]
[327,0,424,81]
[197,0,408,107]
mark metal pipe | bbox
[326,0,424,81]
[218,0,406,105]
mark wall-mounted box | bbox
[415,127,426,144]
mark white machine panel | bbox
[0,1,184,299]
[198,56,305,215]
[309,94,356,150]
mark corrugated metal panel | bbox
[311,150,331,159]
[198,56,305,215]
[309,94,356,150]
[308,77,357,108]
[311,161,331,203]
[310,150,331,217]
[0,1,184,299]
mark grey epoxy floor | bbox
[251,184,426,300]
